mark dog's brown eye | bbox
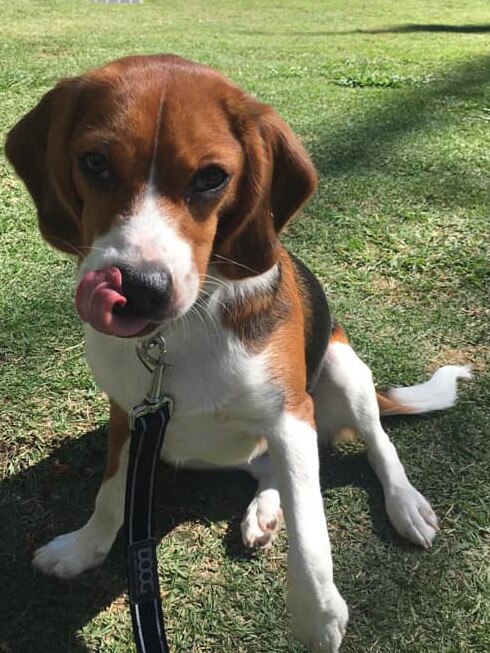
[79,151,111,181]
[189,165,229,195]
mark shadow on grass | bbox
[240,23,490,37]
[310,55,490,179]
[0,420,407,653]
[284,23,490,36]
[353,23,490,34]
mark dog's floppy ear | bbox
[214,101,317,279]
[5,79,84,255]
[262,108,318,234]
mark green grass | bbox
[0,1,489,652]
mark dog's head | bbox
[6,54,317,337]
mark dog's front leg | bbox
[32,400,128,578]
[266,398,348,653]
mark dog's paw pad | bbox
[386,485,438,549]
[32,530,107,579]
[241,490,283,549]
[289,585,349,653]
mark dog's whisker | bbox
[196,298,223,337]
[189,302,213,340]
[212,253,260,276]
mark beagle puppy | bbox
[6,54,471,652]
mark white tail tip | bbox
[388,365,472,414]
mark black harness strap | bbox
[124,336,172,653]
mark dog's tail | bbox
[376,365,472,416]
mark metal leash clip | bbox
[129,335,173,429]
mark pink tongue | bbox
[76,267,150,337]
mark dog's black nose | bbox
[117,265,173,321]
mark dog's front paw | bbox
[385,484,439,549]
[241,489,283,549]
[32,530,108,579]
[288,584,349,653]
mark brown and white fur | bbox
[5,54,471,652]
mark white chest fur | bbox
[85,312,280,466]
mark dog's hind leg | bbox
[32,400,128,578]
[240,454,283,548]
[174,454,283,549]
[313,324,469,548]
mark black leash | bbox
[124,335,173,653]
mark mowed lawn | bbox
[0,1,488,652]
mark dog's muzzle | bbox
[76,266,172,337]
